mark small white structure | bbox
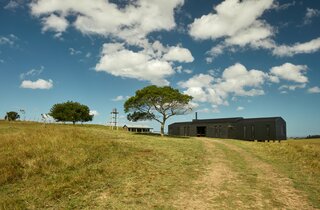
[123,125,152,133]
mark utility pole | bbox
[110,108,119,130]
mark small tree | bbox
[49,101,93,124]
[124,85,193,136]
[5,111,20,121]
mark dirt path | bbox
[174,139,315,210]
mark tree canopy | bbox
[5,111,20,121]
[124,85,193,136]
[49,101,93,124]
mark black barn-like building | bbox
[168,117,286,141]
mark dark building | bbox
[168,117,286,141]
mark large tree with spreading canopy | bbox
[124,85,193,136]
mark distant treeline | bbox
[306,135,320,139]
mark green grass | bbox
[0,121,205,209]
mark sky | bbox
[0,0,319,137]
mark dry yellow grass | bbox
[1,121,319,209]
[0,121,205,209]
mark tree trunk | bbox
[160,120,166,136]
[73,121,75,125]
[160,122,165,137]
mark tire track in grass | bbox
[173,139,235,209]
[174,139,268,209]
[216,140,315,210]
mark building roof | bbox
[242,117,285,122]
[169,116,285,126]
[123,125,152,129]
[192,117,244,123]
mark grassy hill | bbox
[0,121,319,209]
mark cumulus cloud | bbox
[308,86,320,94]
[189,0,320,59]
[20,79,53,89]
[270,63,308,83]
[30,1,195,84]
[41,14,69,37]
[179,63,267,106]
[30,0,183,44]
[189,0,273,41]
[95,41,194,85]
[179,62,311,107]
[163,46,194,62]
[95,43,174,85]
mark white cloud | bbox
[270,63,308,83]
[163,46,194,62]
[308,86,320,94]
[30,1,195,84]
[0,34,18,46]
[41,14,69,37]
[183,69,193,74]
[112,95,129,102]
[189,0,273,41]
[175,66,192,74]
[4,0,20,10]
[85,52,91,58]
[189,0,320,58]
[30,0,184,44]
[279,84,306,91]
[69,48,82,55]
[20,79,53,89]
[273,1,296,11]
[179,74,214,88]
[237,106,244,111]
[89,110,99,116]
[20,66,44,79]
[95,43,175,85]
[272,37,320,56]
[304,8,320,25]
[179,63,267,106]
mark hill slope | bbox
[0,121,319,209]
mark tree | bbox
[124,85,193,136]
[5,111,20,121]
[49,101,93,124]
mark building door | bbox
[196,126,206,137]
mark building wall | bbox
[168,117,287,141]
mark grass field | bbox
[0,121,319,209]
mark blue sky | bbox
[0,0,319,137]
